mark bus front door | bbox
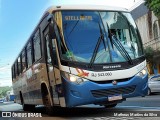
[44,28,60,105]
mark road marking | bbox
[0,104,22,111]
[117,106,160,110]
[85,117,141,120]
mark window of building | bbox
[27,42,33,68]
[33,30,41,61]
[153,22,158,39]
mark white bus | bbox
[12,5,148,114]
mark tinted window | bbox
[18,56,21,74]
[15,61,18,76]
[33,30,41,61]
[27,42,32,67]
[46,35,52,64]
[45,34,58,66]
[22,49,26,72]
[12,66,16,79]
[151,77,160,81]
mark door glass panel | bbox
[45,34,52,64]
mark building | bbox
[130,1,160,75]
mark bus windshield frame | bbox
[54,10,144,68]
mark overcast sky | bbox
[0,0,143,86]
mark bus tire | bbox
[41,84,53,115]
[148,88,151,95]
[25,104,35,111]
[20,91,35,111]
[104,103,117,108]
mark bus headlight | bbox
[141,69,147,75]
[69,74,85,84]
[61,72,87,84]
[70,75,77,82]
[136,67,148,77]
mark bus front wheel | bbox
[41,84,53,115]
[104,103,117,108]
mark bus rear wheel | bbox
[23,104,35,111]
[20,92,35,111]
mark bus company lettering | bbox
[65,16,93,21]
[103,65,121,69]
[91,72,112,77]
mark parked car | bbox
[148,74,160,95]
[0,98,4,103]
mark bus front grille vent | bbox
[91,85,136,98]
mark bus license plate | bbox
[108,95,122,101]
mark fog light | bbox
[76,78,84,84]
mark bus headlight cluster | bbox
[136,67,148,77]
[69,75,84,84]
[61,72,87,84]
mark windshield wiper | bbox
[105,20,133,65]
[68,20,80,37]
[112,35,133,65]
[89,23,106,68]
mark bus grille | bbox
[91,85,136,98]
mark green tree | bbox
[0,86,11,98]
[144,47,154,74]
[144,46,154,63]
[145,0,160,18]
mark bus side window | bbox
[33,30,42,62]
[15,60,18,77]
[12,65,16,80]
[26,42,33,68]
[22,49,26,72]
[18,56,22,75]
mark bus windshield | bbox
[55,11,143,64]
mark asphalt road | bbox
[0,94,160,120]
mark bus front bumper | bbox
[62,74,148,107]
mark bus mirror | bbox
[47,14,53,22]
[49,23,56,39]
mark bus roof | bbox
[46,5,129,13]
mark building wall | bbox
[152,13,160,38]
[133,10,160,75]
[135,14,150,44]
